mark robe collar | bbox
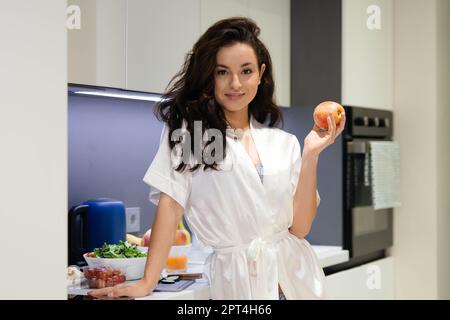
[225,114,263,140]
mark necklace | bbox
[225,122,249,141]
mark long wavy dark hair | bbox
[154,16,283,172]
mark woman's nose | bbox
[230,74,242,90]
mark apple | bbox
[173,219,191,246]
[141,228,152,247]
[141,220,192,247]
[173,229,190,246]
[313,101,345,130]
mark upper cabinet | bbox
[248,0,290,107]
[126,0,201,94]
[291,0,342,108]
[68,0,290,106]
[200,0,290,107]
[200,0,248,29]
[342,0,393,110]
[291,0,393,110]
[68,0,127,88]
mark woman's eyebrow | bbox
[216,62,254,69]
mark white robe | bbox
[143,115,328,300]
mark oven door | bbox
[346,140,393,258]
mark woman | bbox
[89,16,345,300]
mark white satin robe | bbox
[143,115,328,300]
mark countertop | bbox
[68,244,349,300]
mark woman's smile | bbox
[225,93,245,100]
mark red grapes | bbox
[83,267,126,289]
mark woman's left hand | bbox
[303,112,346,157]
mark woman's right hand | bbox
[87,278,155,299]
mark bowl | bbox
[81,266,126,289]
[83,253,147,280]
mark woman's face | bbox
[214,42,265,116]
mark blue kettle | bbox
[68,198,126,265]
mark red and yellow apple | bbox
[173,220,191,245]
[173,229,190,246]
[137,220,191,247]
[141,228,152,247]
[313,101,345,130]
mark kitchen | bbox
[1,0,449,301]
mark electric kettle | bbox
[68,198,126,266]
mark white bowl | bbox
[83,253,147,280]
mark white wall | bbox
[436,0,450,300]
[393,0,450,299]
[0,1,67,299]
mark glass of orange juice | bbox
[166,244,191,273]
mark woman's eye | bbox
[216,69,252,76]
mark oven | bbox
[336,106,395,272]
[345,139,393,258]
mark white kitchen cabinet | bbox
[325,256,395,299]
[201,0,290,107]
[68,0,127,88]
[342,0,394,110]
[126,0,201,94]
[200,0,249,32]
[248,0,290,107]
[68,0,290,104]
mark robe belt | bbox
[213,229,290,276]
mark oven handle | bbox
[347,141,369,154]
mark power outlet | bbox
[125,207,141,233]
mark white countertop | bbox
[68,244,348,300]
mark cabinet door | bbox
[200,0,290,107]
[68,0,127,88]
[248,0,290,107]
[342,0,393,110]
[200,0,249,33]
[126,0,201,94]
[325,257,395,299]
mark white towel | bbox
[369,141,401,210]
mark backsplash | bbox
[68,91,163,234]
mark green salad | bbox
[93,240,147,258]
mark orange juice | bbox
[166,255,188,271]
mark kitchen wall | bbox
[0,0,67,299]
[393,0,450,299]
[68,93,163,234]
[436,0,450,300]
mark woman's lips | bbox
[225,93,244,100]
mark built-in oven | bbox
[331,106,395,273]
[345,139,393,259]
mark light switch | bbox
[125,207,140,233]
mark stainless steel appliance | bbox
[282,106,395,274]
[339,107,394,270]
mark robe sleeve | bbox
[142,124,192,210]
[290,136,321,208]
